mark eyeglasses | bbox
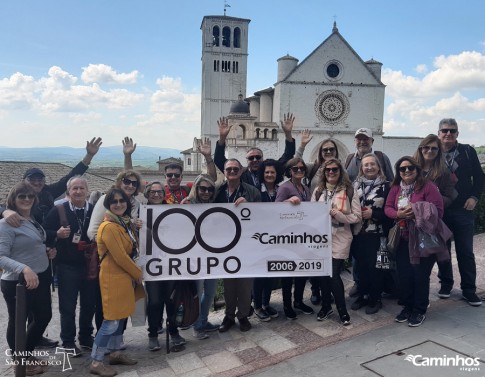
[398,165,417,173]
[321,147,336,154]
[439,128,458,134]
[225,167,240,174]
[148,190,164,196]
[122,177,138,187]
[197,186,215,193]
[247,155,262,161]
[165,173,181,179]
[324,167,340,173]
[290,166,306,173]
[110,199,127,205]
[17,194,35,200]
[421,146,439,152]
[26,176,45,183]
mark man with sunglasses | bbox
[437,118,484,306]
[345,128,394,182]
[0,137,102,349]
[214,114,296,189]
[215,159,261,333]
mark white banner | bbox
[138,202,332,280]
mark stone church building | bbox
[181,14,421,172]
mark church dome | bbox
[230,94,250,114]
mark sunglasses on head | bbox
[290,166,306,173]
[439,128,458,134]
[321,147,336,154]
[166,173,181,179]
[247,155,262,161]
[225,167,240,174]
[399,165,417,173]
[148,190,163,196]
[110,199,127,205]
[122,177,138,187]
[325,167,340,173]
[17,194,35,200]
[197,186,215,193]
[421,146,439,152]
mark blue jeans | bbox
[442,208,476,293]
[91,319,124,361]
[57,264,97,344]
[193,279,217,331]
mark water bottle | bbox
[175,303,184,326]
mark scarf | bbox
[103,210,139,258]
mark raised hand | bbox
[122,137,137,156]
[280,113,295,141]
[300,129,313,147]
[86,137,102,156]
[198,137,212,157]
[217,117,231,142]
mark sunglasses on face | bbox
[247,155,262,161]
[110,199,127,205]
[225,167,240,174]
[17,194,35,200]
[122,177,138,187]
[399,165,417,173]
[439,128,458,134]
[148,190,164,196]
[197,186,215,193]
[165,173,181,179]
[321,147,336,154]
[324,167,340,173]
[290,166,306,173]
[421,146,439,152]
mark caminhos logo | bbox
[404,354,480,372]
[252,232,328,245]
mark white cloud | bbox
[415,64,427,74]
[81,64,139,84]
[383,51,485,146]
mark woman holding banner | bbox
[276,157,314,319]
[312,159,361,326]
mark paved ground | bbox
[1,234,484,377]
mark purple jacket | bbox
[408,201,452,264]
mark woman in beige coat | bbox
[89,188,143,377]
[311,159,361,325]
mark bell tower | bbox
[200,15,251,142]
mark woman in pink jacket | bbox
[384,156,444,328]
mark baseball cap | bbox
[23,168,46,179]
[355,128,373,138]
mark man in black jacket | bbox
[214,114,295,190]
[438,118,484,306]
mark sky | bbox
[1,0,485,150]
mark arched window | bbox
[212,26,220,46]
[263,129,268,139]
[255,128,260,139]
[272,129,278,140]
[236,124,246,139]
[222,26,231,47]
[234,27,241,48]
[187,158,191,166]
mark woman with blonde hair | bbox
[312,159,362,325]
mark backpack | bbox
[169,280,199,328]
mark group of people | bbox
[0,116,483,376]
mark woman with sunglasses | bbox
[0,182,56,375]
[384,156,444,327]
[349,154,391,314]
[252,159,284,321]
[182,175,221,339]
[89,187,142,376]
[312,159,361,326]
[413,135,456,298]
[275,157,314,319]
[297,132,340,305]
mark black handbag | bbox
[386,223,401,255]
